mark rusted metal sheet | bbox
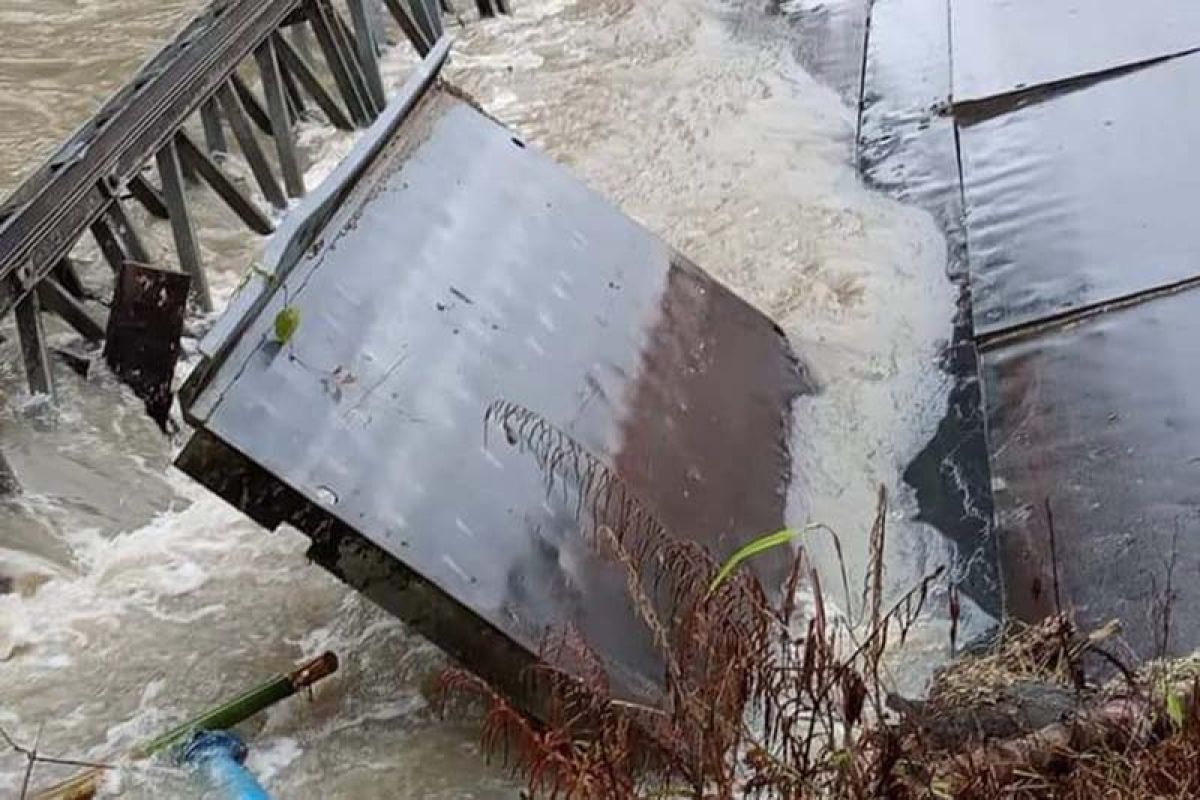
[105,262,191,432]
[177,82,807,707]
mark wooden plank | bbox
[129,174,170,219]
[383,0,432,56]
[38,277,106,341]
[15,290,53,398]
[275,32,355,131]
[52,258,87,299]
[255,38,306,198]
[232,72,275,136]
[90,216,127,273]
[306,0,372,126]
[330,4,380,118]
[216,81,289,211]
[155,140,214,311]
[278,55,308,121]
[201,98,228,154]
[176,131,276,234]
[347,0,388,112]
[105,200,152,263]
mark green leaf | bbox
[1168,688,1186,731]
[274,305,301,344]
[708,529,797,596]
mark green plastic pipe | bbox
[33,652,338,800]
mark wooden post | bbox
[128,174,170,219]
[14,290,54,399]
[382,0,432,56]
[290,22,315,62]
[38,278,105,342]
[105,200,152,263]
[216,81,288,211]
[278,56,308,122]
[255,38,307,198]
[176,131,276,233]
[428,0,445,36]
[155,140,214,311]
[90,216,127,273]
[51,258,87,299]
[409,0,439,43]
[347,0,388,112]
[330,4,380,118]
[200,98,227,154]
[275,32,355,131]
[231,73,275,136]
[306,0,372,126]
[0,448,17,496]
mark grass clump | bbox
[441,402,1200,798]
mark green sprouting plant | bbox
[707,528,798,595]
[1165,681,1187,731]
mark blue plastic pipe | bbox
[179,730,271,800]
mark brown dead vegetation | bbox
[442,405,1200,798]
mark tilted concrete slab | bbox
[950,0,1200,102]
[862,0,1200,658]
[177,62,807,709]
[960,52,1200,335]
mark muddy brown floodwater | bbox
[0,0,973,795]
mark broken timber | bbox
[176,40,808,712]
[0,0,511,402]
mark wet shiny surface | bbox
[1,0,966,793]
[858,0,959,262]
[961,52,1200,335]
[985,289,1200,656]
[864,0,1200,655]
[858,0,999,616]
[950,0,1200,102]
[183,88,805,703]
[772,0,870,104]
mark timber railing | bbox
[0,0,510,400]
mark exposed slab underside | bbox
[861,0,1200,656]
[178,86,807,707]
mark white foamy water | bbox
[1,0,973,794]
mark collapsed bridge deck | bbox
[175,55,807,707]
